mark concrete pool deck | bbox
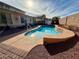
[0,25,76,52]
[44,26,75,43]
[1,28,43,52]
[1,25,79,59]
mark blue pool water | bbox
[25,26,61,39]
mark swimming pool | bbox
[25,25,61,39]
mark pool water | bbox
[25,26,61,39]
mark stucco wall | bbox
[59,13,79,27]
[59,17,67,25]
[0,8,26,28]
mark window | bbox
[20,16,25,23]
[0,12,7,24]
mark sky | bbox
[0,0,79,18]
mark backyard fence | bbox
[59,13,79,27]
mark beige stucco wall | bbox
[11,14,25,28]
[59,13,79,27]
[0,8,26,28]
[26,16,31,24]
[59,17,67,25]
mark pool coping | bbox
[45,26,75,38]
[44,25,75,43]
[24,25,41,35]
[25,25,75,43]
[25,25,75,38]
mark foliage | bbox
[52,16,60,20]
[41,15,46,19]
[51,16,60,25]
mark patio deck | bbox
[0,43,28,59]
[0,26,79,59]
[26,32,79,59]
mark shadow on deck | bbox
[0,26,37,43]
[0,27,27,42]
[44,35,79,55]
[26,33,79,59]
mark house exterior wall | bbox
[0,9,26,28]
[0,2,26,28]
[26,16,32,24]
[25,16,36,25]
[36,18,41,22]
[45,19,51,25]
[0,2,45,28]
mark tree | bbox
[41,14,46,25]
[41,15,46,19]
[51,16,60,25]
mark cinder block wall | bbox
[59,13,79,27]
[59,17,67,25]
